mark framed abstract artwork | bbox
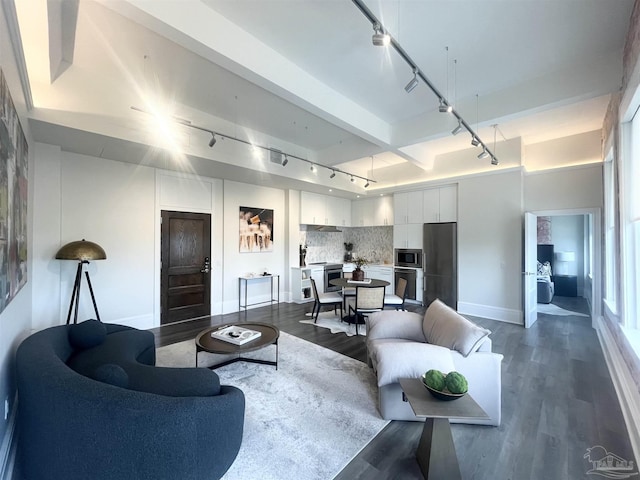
[0,69,28,313]
[239,206,273,253]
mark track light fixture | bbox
[491,156,499,166]
[131,106,375,187]
[438,99,452,113]
[451,120,463,136]
[352,0,498,165]
[404,69,419,93]
[477,148,489,159]
[372,23,390,46]
[364,181,370,188]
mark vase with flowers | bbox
[352,256,368,281]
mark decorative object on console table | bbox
[553,274,578,297]
[352,256,368,281]
[300,244,307,266]
[55,239,107,324]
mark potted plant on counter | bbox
[352,256,368,281]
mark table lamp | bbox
[55,239,107,324]
[555,251,575,275]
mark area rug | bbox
[300,311,367,336]
[156,332,386,480]
[537,303,589,317]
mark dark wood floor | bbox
[151,297,635,480]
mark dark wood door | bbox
[161,210,211,324]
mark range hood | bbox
[305,224,343,233]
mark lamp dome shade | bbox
[55,240,106,261]
[556,251,575,262]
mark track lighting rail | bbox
[351,0,498,165]
[131,106,376,186]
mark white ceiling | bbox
[14,0,633,196]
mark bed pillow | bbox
[537,261,552,276]
[422,299,491,357]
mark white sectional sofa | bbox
[365,300,503,426]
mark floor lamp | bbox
[55,239,107,325]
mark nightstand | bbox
[553,275,577,297]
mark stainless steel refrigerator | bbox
[423,222,457,309]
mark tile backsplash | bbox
[300,226,393,265]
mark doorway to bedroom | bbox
[524,208,601,328]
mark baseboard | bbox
[0,394,17,480]
[111,313,155,330]
[458,301,523,325]
[596,316,640,465]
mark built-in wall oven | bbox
[395,249,423,269]
[324,264,343,292]
[394,268,418,302]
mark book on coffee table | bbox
[211,325,262,345]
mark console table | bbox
[238,274,280,312]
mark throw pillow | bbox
[422,299,491,357]
[68,319,107,350]
[91,363,129,388]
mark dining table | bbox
[329,277,390,327]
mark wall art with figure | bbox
[239,206,273,253]
[0,69,28,313]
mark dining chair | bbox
[341,271,356,311]
[384,277,408,310]
[348,285,385,335]
[310,277,343,321]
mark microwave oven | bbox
[395,249,423,268]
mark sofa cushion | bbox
[370,341,455,387]
[422,299,491,357]
[126,365,221,397]
[68,319,107,350]
[367,311,426,343]
[67,329,154,377]
[92,363,129,388]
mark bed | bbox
[537,244,555,304]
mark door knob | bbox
[201,257,210,274]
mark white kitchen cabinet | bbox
[291,267,313,303]
[300,192,326,225]
[393,223,423,249]
[301,191,351,226]
[309,267,324,294]
[326,196,351,227]
[363,265,394,292]
[393,191,423,224]
[351,196,393,226]
[423,185,457,223]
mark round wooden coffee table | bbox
[195,322,280,369]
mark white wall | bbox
[457,170,524,324]
[223,180,286,313]
[57,153,156,328]
[31,143,61,330]
[524,164,603,211]
[524,130,602,172]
